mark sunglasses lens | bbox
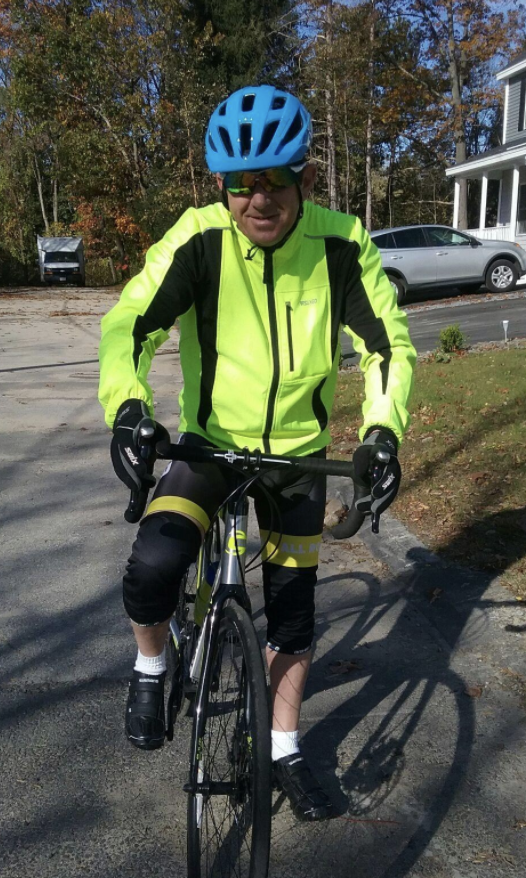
[224,167,300,194]
[224,172,253,194]
[263,168,298,189]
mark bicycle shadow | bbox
[265,522,524,876]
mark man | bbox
[99,85,415,822]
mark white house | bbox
[446,52,526,244]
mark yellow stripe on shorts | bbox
[259,530,322,567]
[145,496,210,534]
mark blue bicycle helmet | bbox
[205,85,312,173]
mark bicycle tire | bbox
[166,533,206,738]
[187,601,271,878]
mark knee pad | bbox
[123,513,201,626]
[263,565,317,655]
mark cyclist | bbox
[99,85,416,822]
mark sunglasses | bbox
[222,166,304,195]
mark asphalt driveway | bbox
[1,288,525,878]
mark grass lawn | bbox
[330,343,526,597]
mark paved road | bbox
[341,290,526,359]
[1,289,525,878]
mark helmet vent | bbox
[218,102,227,116]
[272,96,286,109]
[218,126,234,157]
[256,120,279,157]
[207,132,218,153]
[240,123,252,156]
[278,109,303,150]
[242,93,255,111]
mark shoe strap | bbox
[128,675,164,717]
[280,757,323,794]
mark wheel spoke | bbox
[187,603,271,878]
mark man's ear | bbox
[216,173,224,191]
[300,163,316,199]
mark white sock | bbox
[134,647,166,675]
[272,730,300,762]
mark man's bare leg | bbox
[131,619,171,656]
[266,647,311,731]
[266,647,333,820]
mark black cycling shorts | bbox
[123,433,327,654]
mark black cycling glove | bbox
[352,427,401,516]
[110,399,161,492]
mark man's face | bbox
[217,164,316,247]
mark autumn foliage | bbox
[0,0,524,283]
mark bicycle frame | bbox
[188,495,252,686]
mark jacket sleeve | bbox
[341,219,416,444]
[98,210,199,428]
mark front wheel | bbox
[187,601,271,878]
[485,259,518,293]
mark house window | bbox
[520,78,526,132]
[517,184,526,234]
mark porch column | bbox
[453,179,460,227]
[479,174,488,230]
[510,165,520,237]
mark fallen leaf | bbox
[471,850,496,864]
[428,587,443,603]
[469,471,490,483]
[464,684,484,698]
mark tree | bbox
[379,0,525,228]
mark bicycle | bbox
[123,424,390,878]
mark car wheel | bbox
[485,259,518,293]
[386,274,406,304]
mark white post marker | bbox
[503,319,510,343]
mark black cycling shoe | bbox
[125,670,166,751]
[273,753,335,821]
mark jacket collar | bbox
[223,202,307,263]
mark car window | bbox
[371,232,396,249]
[426,227,471,246]
[391,227,427,248]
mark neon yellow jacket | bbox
[99,200,415,455]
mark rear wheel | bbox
[187,601,271,878]
[485,259,518,293]
[386,273,406,305]
[166,539,206,737]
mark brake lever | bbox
[138,422,156,461]
[369,449,390,535]
[124,421,157,524]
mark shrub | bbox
[438,323,467,353]
[85,257,121,287]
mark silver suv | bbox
[370,224,526,304]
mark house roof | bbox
[497,51,526,80]
[459,133,526,166]
[445,132,526,176]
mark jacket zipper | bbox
[263,252,280,453]
[285,302,294,372]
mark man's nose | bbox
[250,183,272,208]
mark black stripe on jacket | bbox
[324,236,392,393]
